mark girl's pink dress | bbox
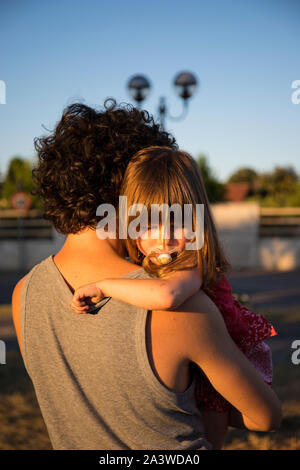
[195,275,277,412]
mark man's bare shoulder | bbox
[117,258,151,279]
[12,275,28,354]
[103,256,145,279]
[152,289,227,362]
[156,288,222,322]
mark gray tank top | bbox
[20,255,211,450]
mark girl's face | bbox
[137,223,187,265]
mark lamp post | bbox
[127,71,199,130]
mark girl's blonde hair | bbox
[119,146,230,288]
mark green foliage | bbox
[1,156,42,209]
[228,167,258,184]
[285,184,300,207]
[256,166,299,207]
[227,165,300,207]
[197,155,225,203]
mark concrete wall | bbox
[259,237,300,271]
[211,202,300,271]
[211,202,260,269]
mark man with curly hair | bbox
[11,100,281,450]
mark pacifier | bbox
[157,253,172,265]
[147,247,179,265]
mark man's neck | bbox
[53,228,127,289]
[60,228,123,258]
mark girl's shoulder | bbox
[204,275,233,300]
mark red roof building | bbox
[225,182,251,202]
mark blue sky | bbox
[0,0,299,181]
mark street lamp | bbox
[127,71,199,130]
[127,75,151,104]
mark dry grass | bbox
[223,304,300,450]
[0,350,52,449]
[0,304,299,450]
[224,399,300,450]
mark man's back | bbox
[18,255,211,450]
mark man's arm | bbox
[11,276,27,355]
[155,290,282,432]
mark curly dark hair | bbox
[33,99,177,233]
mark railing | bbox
[259,207,300,237]
[0,210,53,239]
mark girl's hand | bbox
[69,283,104,314]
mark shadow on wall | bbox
[259,239,300,271]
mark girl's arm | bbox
[70,268,202,313]
[100,268,202,310]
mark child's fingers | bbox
[71,301,88,310]
[73,307,88,314]
[69,300,89,314]
[72,297,87,307]
[72,302,87,311]
[70,285,104,313]
[74,291,86,303]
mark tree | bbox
[197,155,225,203]
[1,156,41,209]
[226,165,300,206]
[257,166,299,206]
[228,167,258,184]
